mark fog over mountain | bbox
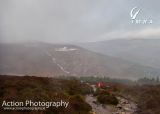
[0,0,160,43]
[0,1,160,80]
[78,39,160,69]
[1,42,160,80]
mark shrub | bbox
[93,88,110,96]
[70,95,92,113]
[97,94,118,105]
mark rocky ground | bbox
[85,84,137,114]
[113,96,137,114]
[86,95,112,114]
[85,95,137,114]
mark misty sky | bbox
[0,0,160,43]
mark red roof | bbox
[96,82,105,87]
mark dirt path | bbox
[86,95,137,114]
[86,85,137,114]
[86,94,137,114]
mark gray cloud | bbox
[0,0,160,43]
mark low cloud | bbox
[100,28,160,41]
[0,0,159,43]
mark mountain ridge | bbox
[0,42,160,80]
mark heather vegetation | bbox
[0,75,160,114]
[0,75,92,114]
[119,85,160,114]
[97,94,118,105]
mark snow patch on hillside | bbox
[55,47,77,52]
[52,57,70,74]
[46,51,70,74]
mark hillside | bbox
[0,42,160,80]
[78,39,160,69]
